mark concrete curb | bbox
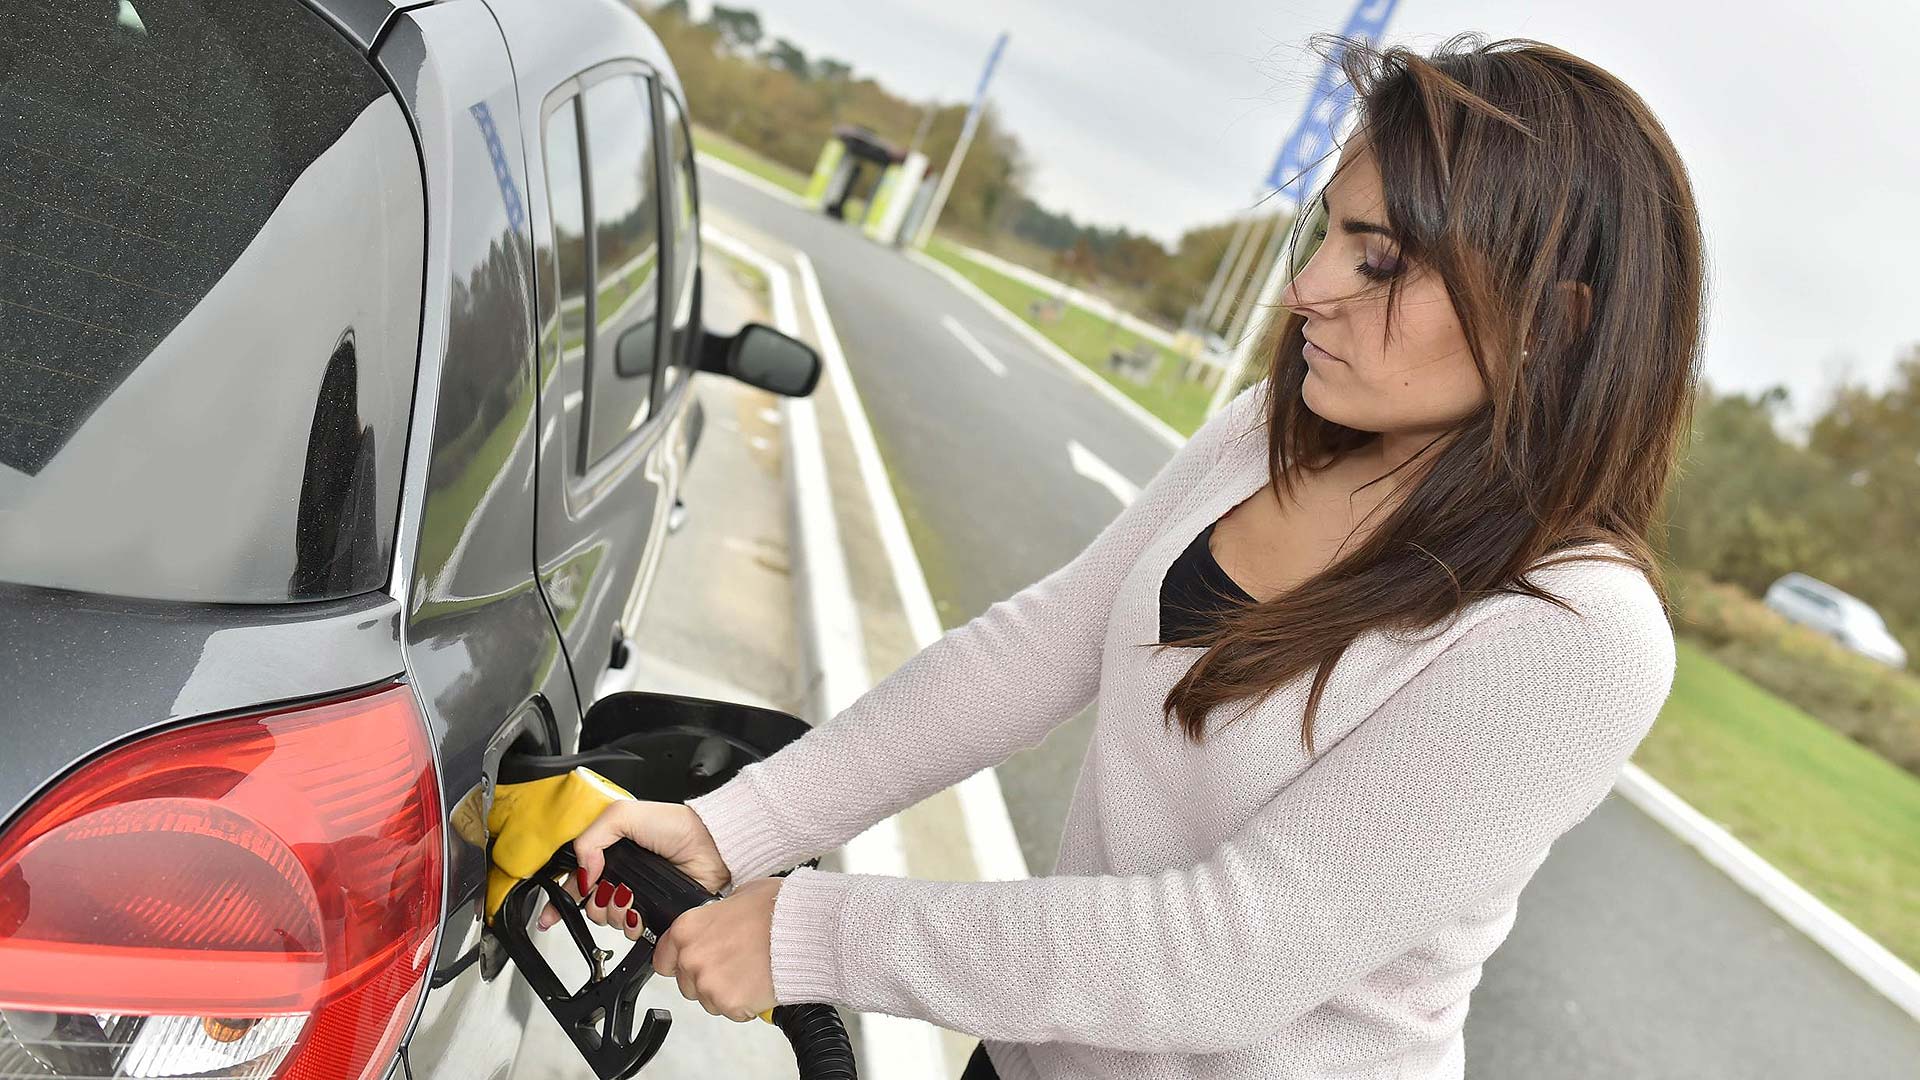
[905,246,1186,449]
[944,240,1181,351]
[696,151,813,211]
[789,251,1032,886]
[1613,763,1920,1021]
[703,224,951,1078]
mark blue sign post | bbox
[912,31,1010,249]
[1204,0,1401,418]
[1264,0,1400,204]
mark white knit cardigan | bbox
[687,377,1677,1079]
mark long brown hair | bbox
[1160,33,1705,748]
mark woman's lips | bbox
[1303,337,1342,363]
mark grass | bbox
[1669,569,1920,775]
[1634,639,1920,968]
[922,236,1217,435]
[691,127,808,196]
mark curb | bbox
[703,224,955,1078]
[1613,763,1920,1021]
[789,251,1031,885]
[696,151,813,211]
[944,240,1180,351]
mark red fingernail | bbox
[577,868,590,895]
[612,885,632,908]
[594,881,614,907]
[626,910,639,929]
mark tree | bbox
[706,5,762,54]
[763,37,809,78]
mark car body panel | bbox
[2,2,729,1076]
[0,10,423,605]
[486,0,700,715]
[1764,572,1908,668]
[0,584,404,826]
[371,5,583,1077]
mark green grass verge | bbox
[692,127,808,196]
[1635,639,1920,968]
[923,237,1214,435]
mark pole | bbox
[1207,211,1276,331]
[906,102,936,158]
[1187,194,1261,334]
[1204,0,1401,419]
[1226,206,1296,347]
[913,32,1009,249]
[1207,245,1294,417]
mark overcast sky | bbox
[699,0,1919,425]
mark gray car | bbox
[0,1,821,1077]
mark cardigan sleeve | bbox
[685,380,1270,887]
[760,593,1677,1053]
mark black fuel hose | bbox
[592,838,859,1079]
[768,1003,858,1079]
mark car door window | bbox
[660,90,700,402]
[578,73,661,471]
[544,95,591,450]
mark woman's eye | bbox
[1355,251,1401,283]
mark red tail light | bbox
[0,683,443,1080]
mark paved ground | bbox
[513,249,832,1078]
[694,162,1920,1078]
[514,240,992,1078]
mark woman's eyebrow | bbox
[1323,190,1395,239]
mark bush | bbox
[1669,568,1920,776]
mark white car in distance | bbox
[1763,572,1909,669]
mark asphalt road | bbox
[700,164,1920,1078]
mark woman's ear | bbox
[1559,280,1594,337]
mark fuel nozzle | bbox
[486,692,855,1078]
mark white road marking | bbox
[940,315,1008,377]
[704,227,953,1077]
[908,246,1184,448]
[1068,439,1139,507]
[795,250,1031,885]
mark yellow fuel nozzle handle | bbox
[484,766,777,1027]
[485,766,634,922]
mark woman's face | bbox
[1279,141,1487,441]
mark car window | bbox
[0,0,422,603]
[577,73,662,470]
[1792,586,1838,614]
[661,90,700,401]
[545,94,591,430]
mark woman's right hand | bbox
[539,799,732,934]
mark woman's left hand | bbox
[649,876,784,1022]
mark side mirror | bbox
[615,318,657,379]
[698,322,820,397]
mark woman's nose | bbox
[1280,270,1330,320]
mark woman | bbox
[553,31,1703,1079]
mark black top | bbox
[1160,519,1257,643]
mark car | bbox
[1763,572,1909,669]
[0,1,822,1078]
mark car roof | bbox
[304,0,685,103]
[474,0,686,101]
[1777,573,1884,619]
